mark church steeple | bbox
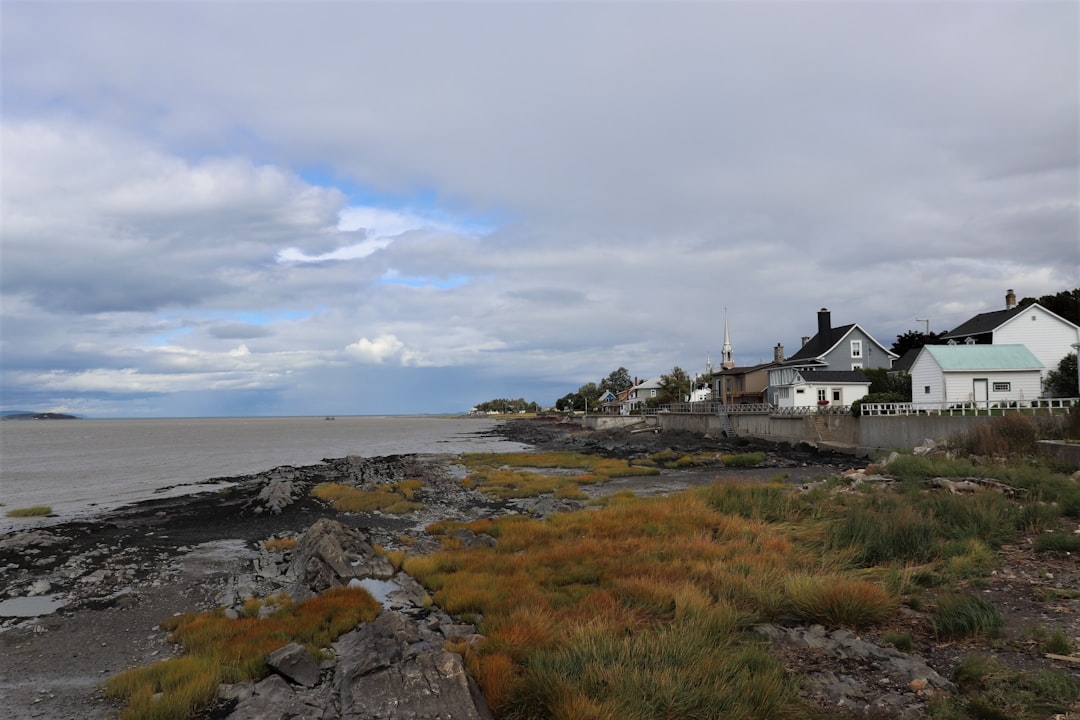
[721,308,735,369]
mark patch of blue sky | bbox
[159,309,312,326]
[147,327,192,346]
[297,166,503,235]
[378,272,470,290]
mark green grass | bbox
[1033,532,1080,553]
[931,593,1003,641]
[951,654,1080,720]
[5,505,52,517]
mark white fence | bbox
[642,398,1077,418]
[858,398,1077,417]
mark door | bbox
[973,378,989,408]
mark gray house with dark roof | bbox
[767,308,896,406]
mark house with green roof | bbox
[909,344,1044,407]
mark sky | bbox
[1,1,1077,417]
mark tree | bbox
[861,368,911,400]
[599,367,633,395]
[1043,353,1078,398]
[890,330,943,357]
[658,366,691,404]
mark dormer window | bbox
[851,340,862,358]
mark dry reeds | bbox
[312,482,422,514]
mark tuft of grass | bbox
[5,505,52,517]
[263,536,297,553]
[699,481,805,523]
[931,593,1003,640]
[951,653,1080,720]
[1033,532,1080,553]
[105,586,380,720]
[784,573,895,628]
[721,451,766,468]
[1034,625,1074,656]
[882,631,915,653]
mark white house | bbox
[939,289,1079,381]
[909,345,1043,407]
[773,370,871,409]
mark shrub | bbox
[850,392,906,416]
[931,593,1003,640]
[955,412,1039,457]
[5,505,52,517]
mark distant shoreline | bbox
[0,412,79,421]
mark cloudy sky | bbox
[2,2,1077,417]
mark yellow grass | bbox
[312,482,422,514]
[460,451,659,499]
[263,536,297,552]
[5,505,52,517]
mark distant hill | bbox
[0,412,79,420]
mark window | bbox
[851,362,863,370]
[650,389,656,397]
[924,386,931,394]
[817,388,827,402]
[796,388,805,394]
[832,390,841,402]
[851,340,862,358]
[993,382,1011,392]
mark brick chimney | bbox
[1006,289,1016,309]
[774,343,785,362]
[817,308,831,337]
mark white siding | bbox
[994,306,1079,377]
[941,371,1042,404]
[909,352,945,406]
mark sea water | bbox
[0,416,528,532]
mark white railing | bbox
[643,402,775,415]
[859,398,1078,417]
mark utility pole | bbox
[915,317,930,334]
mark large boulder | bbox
[334,612,494,720]
[287,519,394,600]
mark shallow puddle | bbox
[0,594,68,617]
[348,577,400,608]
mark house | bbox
[772,369,871,409]
[939,289,1080,381]
[909,344,1043,407]
[767,308,897,405]
[713,344,785,405]
[613,376,663,414]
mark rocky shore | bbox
[1,418,1075,719]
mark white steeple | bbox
[721,307,735,369]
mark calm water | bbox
[0,416,529,532]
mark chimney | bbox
[817,308,831,337]
[774,343,785,362]
[1006,289,1016,309]
[801,336,810,347]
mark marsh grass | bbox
[312,482,422,514]
[5,505,52,517]
[460,451,659,499]
[104,586,380,720]
[263,536,297,552]
[405,484,896,717]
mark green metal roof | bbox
[920,344,1043,371]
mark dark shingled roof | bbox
[786,324,857,362]
[797,370,870,383]
[940,306,1025,340]
[890,348,921,374]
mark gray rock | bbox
[227,674,335,720]
[288,519,394,600]
[266,642,321,687]
[334,611,493,720]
